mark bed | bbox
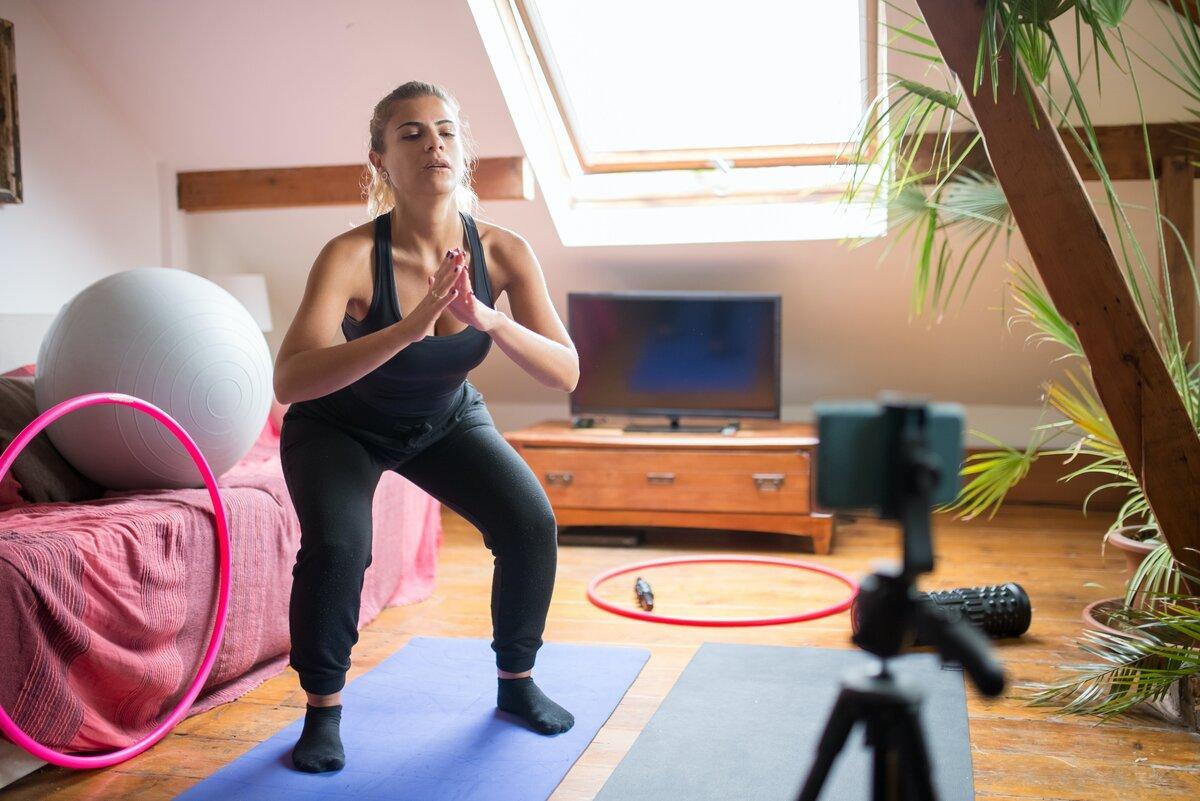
[0,373,444,782]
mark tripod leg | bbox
[868,716,901,801]
[895,705,938,801]
[796,693,860,801]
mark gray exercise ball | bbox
[35,268,273,490]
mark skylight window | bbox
[469,0,884,245]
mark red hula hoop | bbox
[587,555,859,627]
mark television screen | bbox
[568,292,780,419]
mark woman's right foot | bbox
[291,704,345,772]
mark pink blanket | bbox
[0,426,443,752]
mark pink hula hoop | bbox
[0,393,231,770]
[587,555,859,626]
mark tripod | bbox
[797,404,1007,801]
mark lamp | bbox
[211,273,273,333]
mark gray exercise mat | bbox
[596,643,974,801]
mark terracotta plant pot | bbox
[1081,596,1125,635]
[1104,526,1160,572]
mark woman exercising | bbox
[273,81,579,773]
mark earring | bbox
[380,170,389,181]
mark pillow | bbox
[0,471,23,506]
[0,377,104,503]
[1,365,37,505]
[2,363,35,378]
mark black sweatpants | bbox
[279,381,558,696]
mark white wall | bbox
[0,0,160,327]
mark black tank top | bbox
[340,210,494,416]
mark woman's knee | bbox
[294,519,374,574]
[500,499,558,552]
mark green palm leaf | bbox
[1005,264,1083,358]
[1025,598,1200,719]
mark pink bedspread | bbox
[0,426,443,752]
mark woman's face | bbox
[373,95,464,200]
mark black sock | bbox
[291,704,345,772]
[497,677,575,735]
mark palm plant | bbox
[1028,589,1200,720]
[843,0,1200,722]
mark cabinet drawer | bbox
[522,447,810,515]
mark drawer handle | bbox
[646,472,675,485]
[545,471,573,486]
[753,473,786,491]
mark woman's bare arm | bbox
[272,238,463,404]
[482,230,579,392]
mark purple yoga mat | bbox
[172,637,649,801]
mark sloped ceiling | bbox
[36,0,524,169]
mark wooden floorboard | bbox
[4,505,1198,800]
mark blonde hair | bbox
[364,81,480,220]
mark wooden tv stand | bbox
[503,419,835,554]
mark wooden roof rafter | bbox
[914,0,1200,577]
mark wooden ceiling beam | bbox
[1159,153,1197,361]
[911,123,1194,182]
[177,156,534,212]
[915,0,1200,577]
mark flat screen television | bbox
[567,291,781,432]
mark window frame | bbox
[469,0,888,244]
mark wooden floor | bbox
[6,505,1200,800]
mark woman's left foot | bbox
[497,677,575,734]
